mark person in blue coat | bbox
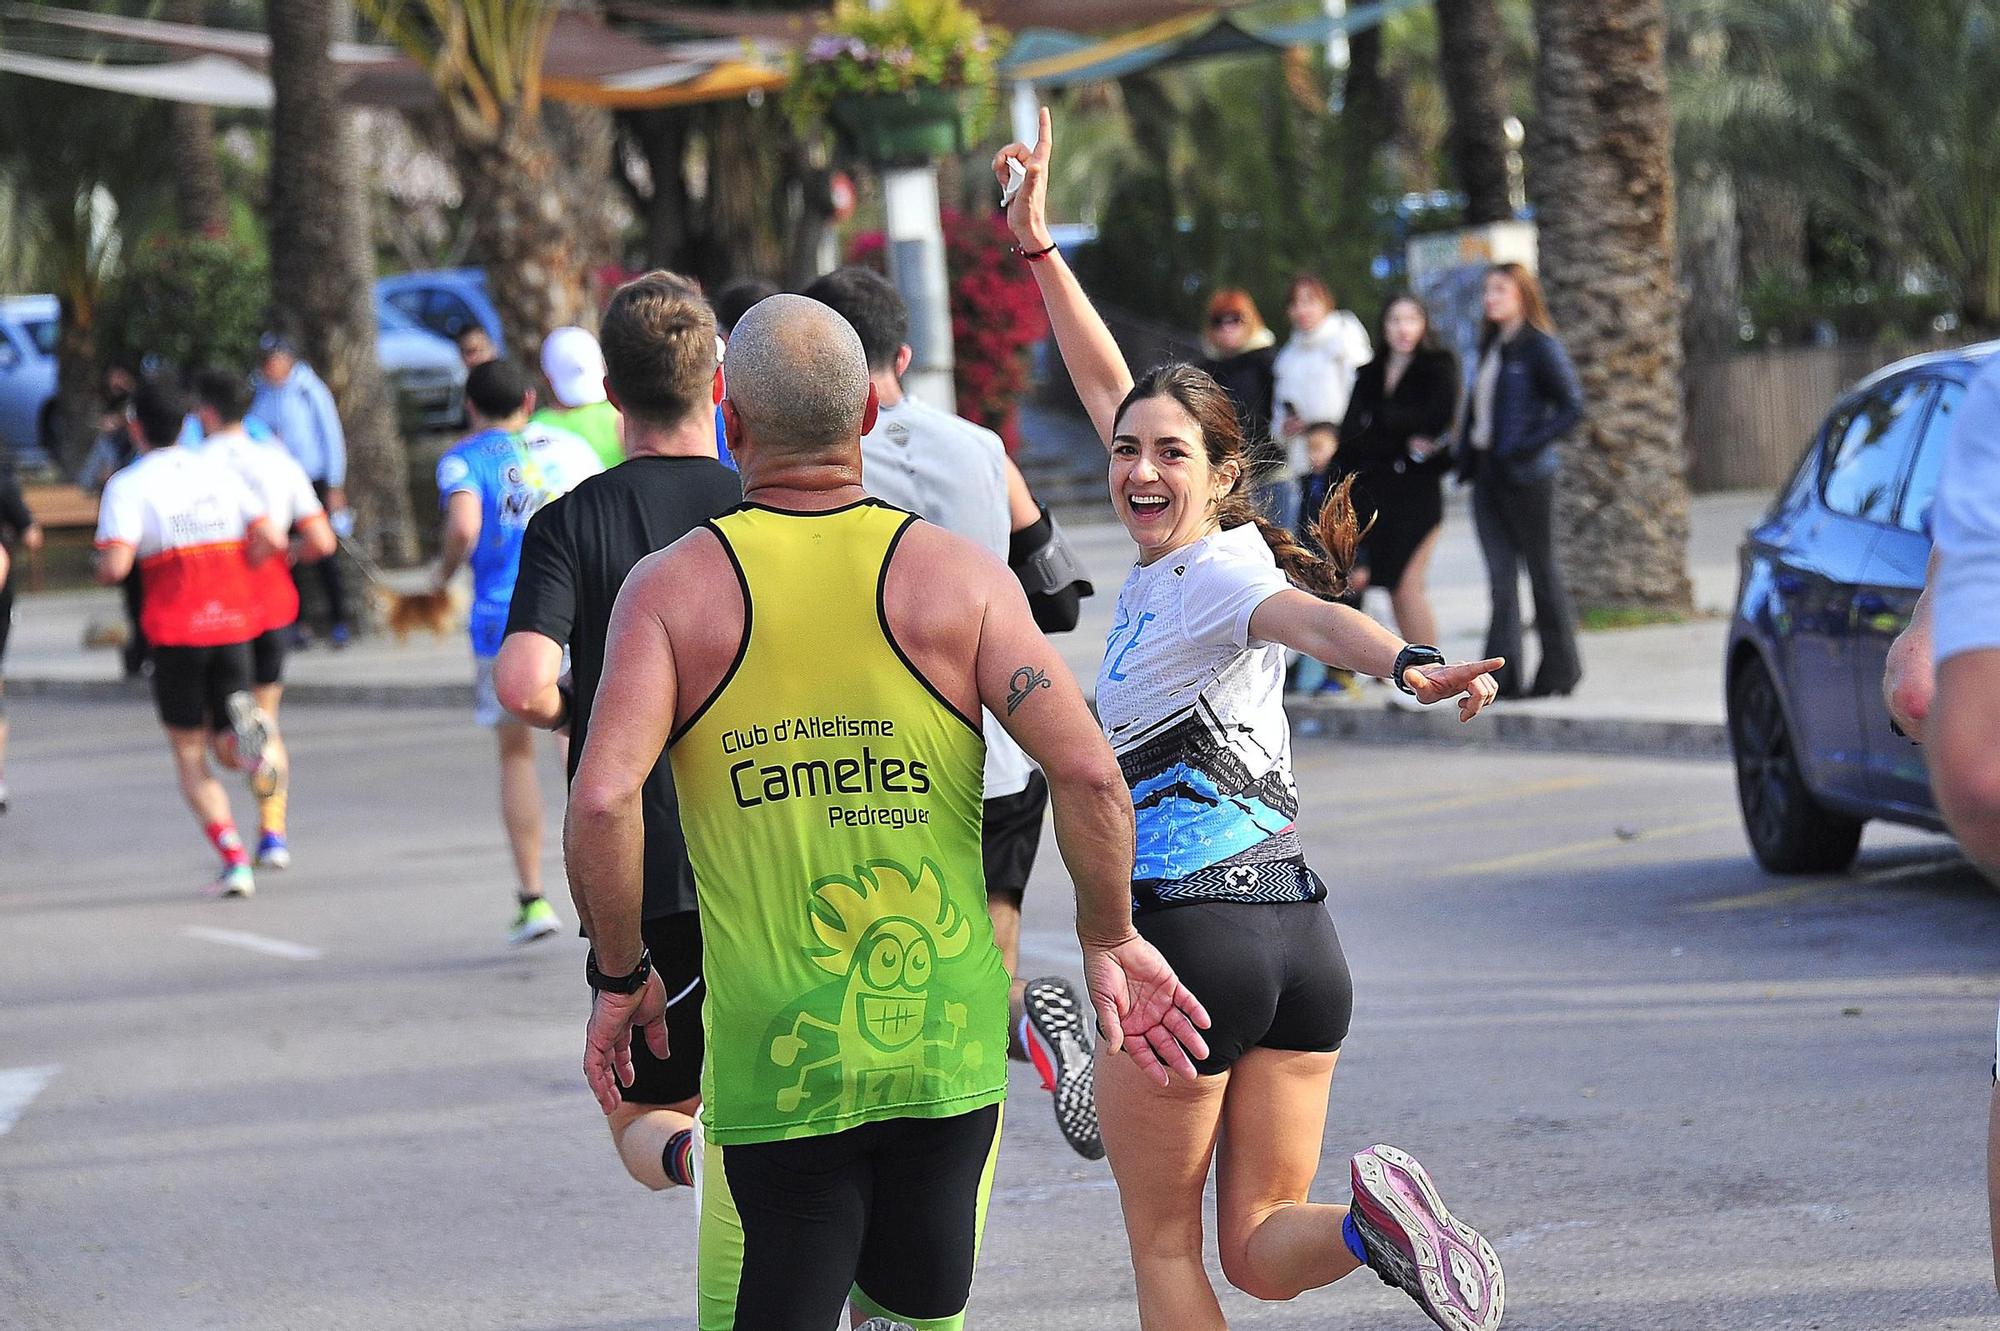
[251,333,352,646]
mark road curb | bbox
[8,674,474,709]
[15,673,1729,760]
[1284,696,1730,761]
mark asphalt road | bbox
[3,699,1996,1331]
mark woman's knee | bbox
[1218,1234,1303,1302]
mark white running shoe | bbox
[206,864,255,898]
[224,692,278,796]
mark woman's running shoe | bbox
[1022,976,1104,1160]
[206,864,255,899]
[256,832,292,870]
[1349,1144,1504,1331]
[508,897,562,945]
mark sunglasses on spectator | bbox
[1209,313,1245,329]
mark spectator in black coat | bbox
[1454,262,1585,698]
[1334,294,1459,647]
[1197,288,1287,526]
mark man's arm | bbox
[1989,1080,1999,1291]
[1930,648,2000,881]
[1884,547,1940,741]
[566,553,679,972]
[433,491,480,591]
[495,632,567,730]
[311,375,347,493]
[94,542,134,584]
[969,558,1209,1083]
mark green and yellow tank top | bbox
[670,500,1008,1145]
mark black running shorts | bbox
[981,770,1048,899]
[1134,897,1353,1076]
[249,628,288,688]
[702,1103,1002,1331]
[621,910,704,1108]
[150,642,253,732]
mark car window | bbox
[424,292,476,339]
[1821,378,1934,525]
[386,290,425,324]
[1896,379,1964,537]
[21,318,57,356]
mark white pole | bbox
[882,165,956,411]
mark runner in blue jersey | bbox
[431,360,572,945]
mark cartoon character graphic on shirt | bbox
[762,858,986,1124]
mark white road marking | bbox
[181,926,323,961]
[0,1065,59,1137]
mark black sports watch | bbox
[586,947,652,995]
[1391,643,1447,696]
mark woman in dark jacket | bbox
[1332,293,1459,647]
[1455,261,1585,697]
[1196,288,1287,525]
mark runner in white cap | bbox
[534,326,623,470]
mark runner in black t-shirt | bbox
[494,272,740,1193]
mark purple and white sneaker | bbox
[1349,1144,1504,1331]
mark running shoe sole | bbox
[508,914,562,945]
[1350,1145,1504,1331]
[205,869,255,899]
[256,845,292,870]
[1022,976,1104,1161]
[224,692,274,792]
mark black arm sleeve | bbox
[504,500,578,644]
[1008,506,1084,634]
[0,469,31,546]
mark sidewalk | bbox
[4,489,1771,758]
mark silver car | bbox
[375,299,467,432]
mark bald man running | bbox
[569,294,1210,1331]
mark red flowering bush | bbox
[850,208,1048,451]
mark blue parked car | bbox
[1726,340,1998,872]
[0,294,60,468]
[376,269,504,354]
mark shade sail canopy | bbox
[0,4,786,110]
[1001,0,1430,85]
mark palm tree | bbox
[167,0,228,235]
[1434,0,1513,225]
[1529,0,1694,613]
[267,0,416,562]
[1678,0,2000,327]
[360,0,586,353]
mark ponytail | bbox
[1215,473,1372,600]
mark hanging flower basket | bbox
[787,0,1005,165]
[829,87,973,165]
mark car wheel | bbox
[1728,657,1864,874]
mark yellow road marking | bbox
[1344,775,1604,826]
[1442,815,1739,877]
[1684,855,1971,914]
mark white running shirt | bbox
[522,419,605,497]
[861,394,1035,800]
[1096,522,1300,887]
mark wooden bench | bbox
[23,482,98,533]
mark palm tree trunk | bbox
[1435,0,1514,225]
[1333,19,1387,244]
[267,0,416,564]
[1529,0,1693,613]
[456,120,590,357]
[167,0,226,236]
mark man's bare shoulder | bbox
[894,515,1011,589]
[625,525,731,611]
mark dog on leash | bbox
[377,587,458,641]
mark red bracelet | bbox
[1014,241,1057,262]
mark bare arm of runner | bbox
[495,632,566,731]
[94,542,134,584]
[970,551,1211,1085]
[432,491,480,591]
[566,553,679,1112]
[1883,546,1939,742]
[1990,1081,1999,1291]
[295,512,337,564]
[995,106,1134,446]
[1004,455,1040,531]
[1932,647,2000,881]
[1249,589,1504,722]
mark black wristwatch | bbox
[586,947,652,995]
[1391,643,1447,695]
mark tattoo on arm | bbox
[1006,665,1051,715]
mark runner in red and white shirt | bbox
[94,374,286,898]
[192,368,336,871]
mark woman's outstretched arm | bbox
[994,106,1133,446]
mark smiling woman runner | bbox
[995,107,1510,1331]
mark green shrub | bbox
[99,232,269,374]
